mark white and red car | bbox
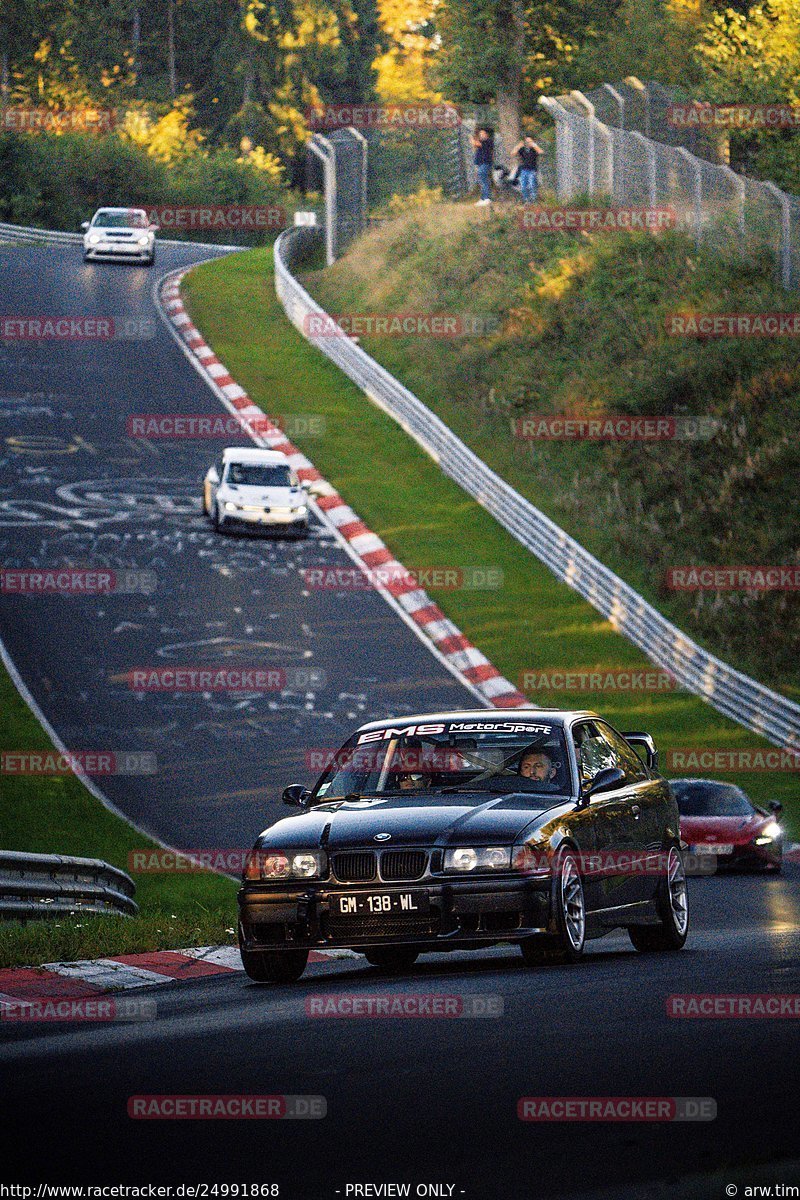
[671,778,783,872]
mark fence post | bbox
[538,97,573,200]
[308,134,336,264]
[347,125,368,237]
[764,181,792,290]
[571,91,595,195]
[602,83,625,130]
[676,147,702,249]
[625,76,649,136]
[631,131,657,207]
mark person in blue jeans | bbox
[513,134,543,203]
[472,127,494,205]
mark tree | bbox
[435,0,527,161]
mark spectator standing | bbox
[513,134,543,203]
[472,127,494,206]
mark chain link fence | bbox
[540,80,800,289]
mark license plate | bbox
[693,843,733,855]
[335,890,429,917]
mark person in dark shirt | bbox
[472,127,494,205]
[512,134,544,203]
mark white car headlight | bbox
[87,234,101,244]
[224,501,238,512]
[294,504,307,515]
[755,821,782,844]
[444,846,511,872]
[137,235,150,247]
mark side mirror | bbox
[282,783,311,808]
[305,479,326,498]
[621,731,658,772]
[207,465,220,484]
[149,223,160,233]
[81,221,90,231]
[769,800,783,814]
[582,766,626,801]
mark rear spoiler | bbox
[621,731,658,773]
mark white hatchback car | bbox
[204,447,309,536]
[81,207,158,265]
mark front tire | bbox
[241,947,308,983]
[629,844,689,952]
[522,847,586,965]
[213,502,227,534]
[363,947,419,973]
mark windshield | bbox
[93,210,149,228]
[671,781,753,816]
[311,719,571,803]
[225,463,293,487]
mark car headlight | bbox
[224,500,238,512]
[87,233,101,244]
[137,235,150,247]
[444,846,511,872]
[294,504,307,515]
[755,821,782,844]
[244,850,326,881]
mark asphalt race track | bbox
[0,239,471,849]
[1,240,799,1199]
[2,870,800,1196]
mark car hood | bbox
[256,792,573,850]
[218,483,302,505]
[680,814,764,843]
[89,226,151,236]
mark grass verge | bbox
[0,659,237,968]
[182,246,799,836]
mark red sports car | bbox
[671,778,783,873]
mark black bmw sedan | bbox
[237,710,689,982]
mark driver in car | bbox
[518,749,560,790]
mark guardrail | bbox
[0,220,238,253]
[274,226,800,751]
[0,850,138,920]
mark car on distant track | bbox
[203,446,309,536]
[238,709,689,982]
[671,778,783,872]
[81,207,158,265]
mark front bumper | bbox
[689,840,782,871]
[222,508,307,528]
[84,241,152,260]
[238,878,551,951]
